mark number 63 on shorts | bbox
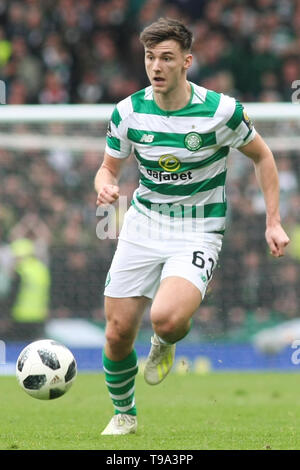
[192,250,216,283]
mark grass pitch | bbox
[1,372,300,450]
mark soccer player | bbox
[95,18,290,435]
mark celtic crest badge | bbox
[184,132,202,151]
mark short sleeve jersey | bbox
[105,82,256,235]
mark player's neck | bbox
[154,80,191,112]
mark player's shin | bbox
[102,349,138,416]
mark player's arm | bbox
[95,152,123,206]
[238,132,290,257]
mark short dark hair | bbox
[140,17,193,52]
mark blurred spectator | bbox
[249,33,281,97]
[280,56,300,101]
[0,26,11,67]
[276,156,299,217]
[7,79,28,104]
[77,69,104,103]
[0,238,51,341]
[241,251,265,311]
[50,246,106,318]
[4,36,43,102]
[39,71,69,104]
[271,259,300,319]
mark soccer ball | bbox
[16,339,77,400]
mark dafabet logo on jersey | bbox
[158,155,181,172]
[146,155,192,182]
[146,169,192,182]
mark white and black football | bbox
[16,339,77,400]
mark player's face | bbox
[144,40,192,96]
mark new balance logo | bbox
[140,134,154,143]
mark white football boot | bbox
[101,413,137,435]
[144,333,176,385]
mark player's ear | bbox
[183,53,193,71]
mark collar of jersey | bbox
[151,81,194,117]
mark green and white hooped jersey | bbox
[105,82,256,235]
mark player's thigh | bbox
[150,239,220,327]
[104,295,150,340]
[104,236,163,299]
[150,276,202,328]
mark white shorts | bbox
[103,206,222,300]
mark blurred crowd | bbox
[0,0,300,341]
[0,0,300,104]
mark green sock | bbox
[102,349,138,416]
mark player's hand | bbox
[265,223,290,257]
[96,184,120,206]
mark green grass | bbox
[1,372,300,450]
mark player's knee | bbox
[150,307,181,337]
[154,321,176,339]
[150,302,193,340]
[105,322,133,348]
